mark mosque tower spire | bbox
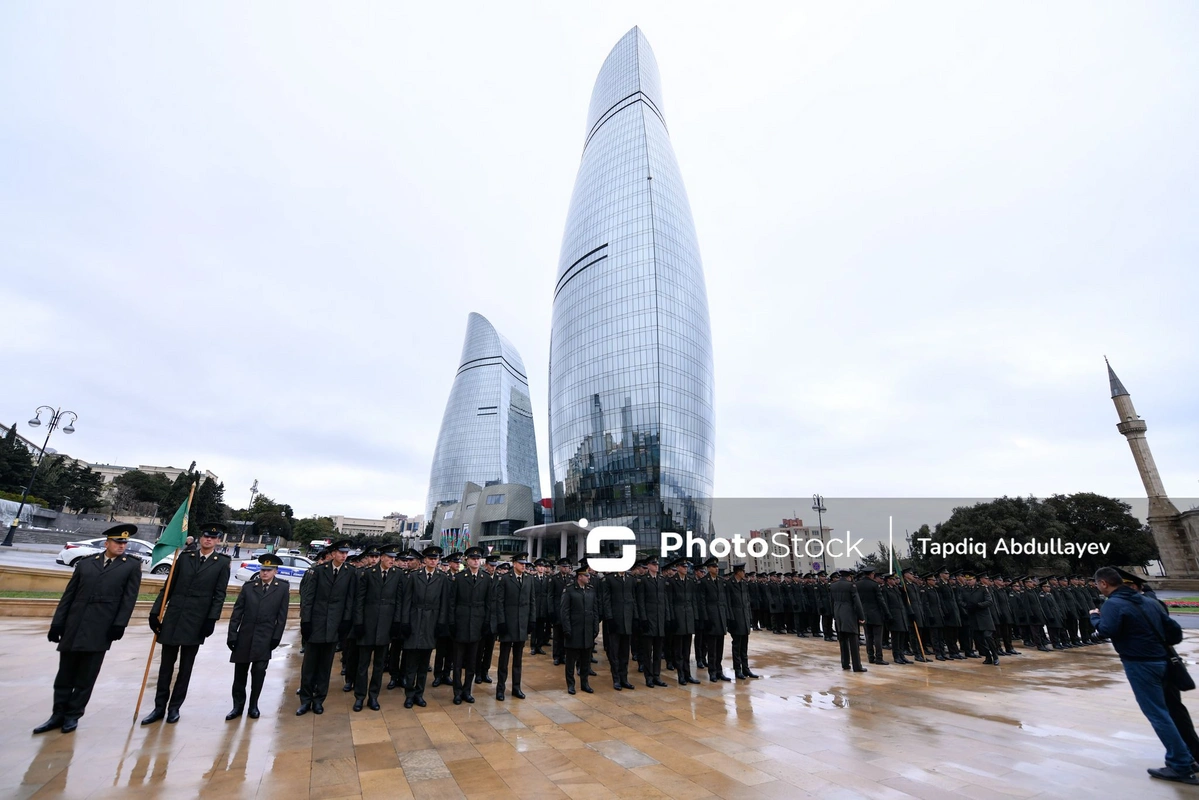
[1106,357,1196,578]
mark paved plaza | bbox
[3,616,1197,799]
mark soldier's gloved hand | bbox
[202,619,216,638]
[228,640,237,652]
[301,621,312,640]
[435,623,450,639]
[48,624,64,643]
[390,622,403,641]
[148,616,162,635]
[352,625,364,640]
[337,621,351,639]
[270,639,281,650]
[497,621,510,639]
[400,622,412,639]
[107,625,126,641]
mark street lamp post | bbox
[811,494,826,566]
[2,406,78,547]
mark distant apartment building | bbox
[333,513,425,539]
[734,519,837,575]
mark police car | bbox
[234,554,312,582]
[57,537,156,568]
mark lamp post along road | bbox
[1,406,78,547]
[811,494,826,567]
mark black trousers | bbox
[434,637,452,677]
[643,635,664,682]
[299,641,337,703]
[553,623,566,662]
[342,637,359,679]
[607,632,631,683]
[476,633,496,678]
[770,612,785,632]
[154,643,200,712]
[497,641,523,690]
[404,648,432,699]
[974,630,998,660]
[821,614,834,638]
[890,631,908,661]
[452,640,480,695]
[564,647,592,689]
[232,661,268,710]
[838,631,863,670]
[730,634,749,675]
[387,639,403,678]
[355,643,387,700]
[863,624,884,662]
[52,650,106,719]
[997,623,1015,652]
[1165,681,1199,762]
[705,634,725,677]
[944,626,962,654]
[675,634,694,679]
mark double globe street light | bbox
[1,406,78,547]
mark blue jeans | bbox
[1123,659,1194,772]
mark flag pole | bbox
[132,481,196,723]
[894,543,927,660]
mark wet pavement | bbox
[3,616,1198,798]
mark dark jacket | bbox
[600,572,637,636]
[228,577,289,663]
[883,585,909,632]
[921,584,944,627]
[697,574,729,635]
[765,581,782,614]
[668,576,698,636]
[300,562,356,644]
[635,575,669,637]
[1038,590,1063,627]
[151,550,231,646]
[937,582,961,627]
[448,569,491,643]
[1092,585,1180,661]
[354,565,404,647]
[549,573,571,623]
[560,582,600,650]
[855,578,889,626]
[52,553,142,652]
[493,572,536,643]
[534,574,550,621]
[957,585,996,632]
[725,578,753,636]
[829,578,865,634]
[992,586,1014,625]
[401,568,450,649]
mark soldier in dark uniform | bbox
[898,569,928,661]
[881,574,911,664]
[386,550,417,690]
[431,552,460,686]
[957,572,999,664]
[297,539,356,716]
[35,524,142,735]
[448,546,490,704]
[697,557,731,681]
[830,570,867,672]
[816,572,835,640]
[855,568,889,665]
[635,556,669,687]
[560,564,599,694]
[493,553,536,701]
[531,558,551,656]
[988,576,1019,655]
[935,569,963,658]
[599,560,637,691]
[1039,579,1066,648]
[141,521,232,725]
[400,546,451,708]
[630,559,648,670]
[1021,577,1050,650]
[340,550,370,692]
[352,544,403,711]
[475,555,501,685]
[551,558,571,666]
[667,558,699,685]
[226,553,289,719]
[726,564,757,679]
[920,574,947,659]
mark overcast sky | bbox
[2,2,1195,525]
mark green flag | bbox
[152,494,191,565]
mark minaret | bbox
[1107,358,1194,577]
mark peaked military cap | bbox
[103,523,137,540]
[258,553,283,568]
[198,522,226,536]
[421,545,443,559]
[464,546,484,558]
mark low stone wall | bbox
[0,564,167,593]
[0,598,240,619]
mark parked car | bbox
[234,554,312,582]
[57,537,156,568]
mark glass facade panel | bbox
[549,27,715,548]
[426,313,542,520]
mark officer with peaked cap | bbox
[492,553,536,700]
[560,563,599,694]
[830,569,867,672]
[697,557,731,681]
[35,524,142,735]
[143,521,232,725]
[226,553,289,720]
[448,546,490,704]
[297,539,356,716]
[726,564,758,679]
[352,543,404,711]
[400,546,451,707]
[474,554,501,685]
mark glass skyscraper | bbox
[549,27,715,548]
[426,312,542,521]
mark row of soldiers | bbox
[294,542,766,712]
[744,566,1106,670]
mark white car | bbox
[234,554,312,582]
[56,537,156,568]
